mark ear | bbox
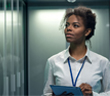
[85,28,92,37]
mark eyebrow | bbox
[66,22,80,25]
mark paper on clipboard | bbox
[50,85,83,96]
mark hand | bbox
[79,83,93,96]
[52,91,74,96]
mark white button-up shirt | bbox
[43,47,110,96]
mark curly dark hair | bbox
[62,6,96,40]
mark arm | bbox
[79,60,110,96]
[79,83,93,96]
[43,59,55,96]
[93,60,110,96]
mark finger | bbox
[52,92,55,96]
[84,83,92,88]
[80,83,89,90]
[84,90,92,94]
[84,93,92,96]
[67,92,74,96]
[79,83,86,87]
[82,91,85,96]
[80,85,92,91]
[61,91,67,95]
[82,87,92,92]
[80,83,92,87]
[82,90,92,96]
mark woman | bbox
[43,6,110,96]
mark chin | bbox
[66,40,73,43]
[66,40,79,44]
[66,38,73,42]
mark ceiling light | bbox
[67,0,76,3]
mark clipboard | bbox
[50,85,83,96]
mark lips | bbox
[65,33,73,37]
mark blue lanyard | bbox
[67,56,87,87]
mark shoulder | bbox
[89,50,110,73]
[47,49,66,63]
[89,50,110,66]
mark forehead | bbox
[67,14,84,24]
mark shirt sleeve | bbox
[43,59,55,96]
[93,60,110,96]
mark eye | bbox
[74,24,79,28]
[65,23,69,28]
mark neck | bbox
[69,42,87,60]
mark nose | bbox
[67,25,72,32]
[67,29,72,32]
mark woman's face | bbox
[64,14,87,44]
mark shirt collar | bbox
[85,47,92,63]
[63,46,92,64]
[63,47,70,63]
